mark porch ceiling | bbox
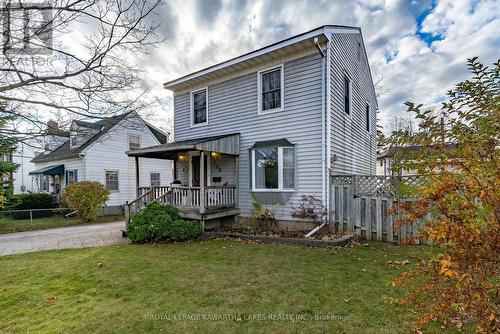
[126,133,240,159]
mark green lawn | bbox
[0,214,124,234]
[0,240,462,333]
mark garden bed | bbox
[206,227,355,247]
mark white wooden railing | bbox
[155,186,201,208]
[205,186,236,208]
[125,185,237,225]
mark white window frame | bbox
[105,170,119,192]
[66,169,78,185]
[251,146,295,192]
[128,134,141,151]
[190,87,209,128]
[343,73,352,116]
[150,172,161,187]
[70,135,77,149]
[257,64,284,115]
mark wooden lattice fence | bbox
[330,175,427,243]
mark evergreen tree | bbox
[0,102,18,207]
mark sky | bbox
[139,0,499,132]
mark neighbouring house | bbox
[126,25,378,228]
[377,144,457,177]
[30,113,172,209]
[12,141,37,194]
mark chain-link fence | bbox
[0,208,77,228]
[0,208,76,223]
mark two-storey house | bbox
[127,25,378,228]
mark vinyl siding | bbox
[12,142,36,194]
[174,52,324,219]
[84,115,172,206]
[329,33,377,175]
[32,157,84,193]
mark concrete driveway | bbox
[0,221,129,256]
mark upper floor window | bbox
[344,75,351,115]
[258,65,284,114]
[191,88,208,126]
[105,170,119,192]
[128,134,141,151]
[251,145,295,191]
[150,172,161,187]
[365,103,370,132]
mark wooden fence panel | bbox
[330,175,424,243]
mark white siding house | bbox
[30,113,172,207]
[126,25,378,227]
[11,141,37,194]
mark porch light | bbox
[210,152,220,159]
[178,154,186,161]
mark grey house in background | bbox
[127,25,378,226]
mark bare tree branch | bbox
[0,0,165,142]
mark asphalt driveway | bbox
[0,221,128,256]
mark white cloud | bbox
[135,0,498,133]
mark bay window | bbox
[252,145,295,191]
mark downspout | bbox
[325,36,332,219]
[315,37,327,210]
[78,153,85,181]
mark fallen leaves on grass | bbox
[46,296,57,303]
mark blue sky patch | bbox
[415,1,444,47]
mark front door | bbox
[191,155,208,187]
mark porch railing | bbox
[125,185,237,225]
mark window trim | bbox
[105,170,119,192]
[343,73,352,116]
[128,134,142,151]
[150,172,161,187]
[257,64,284,115]
[66,169,78,186]
[251,145,295,192]
[190,87,209,128]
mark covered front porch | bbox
[125,133,240,227]
[29,164,65,200]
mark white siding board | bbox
[329,33,377,175]
[84,117,172,206]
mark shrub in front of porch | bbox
[126,202,202,243]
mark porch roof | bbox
[127,133,240,159]
[29,164,64,176]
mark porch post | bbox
[173,159,177,182]
[199,151,206,214]
[135,156,140,197]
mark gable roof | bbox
[32,113,169,163]
[164,25,361,91]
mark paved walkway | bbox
[0,221,128,256]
